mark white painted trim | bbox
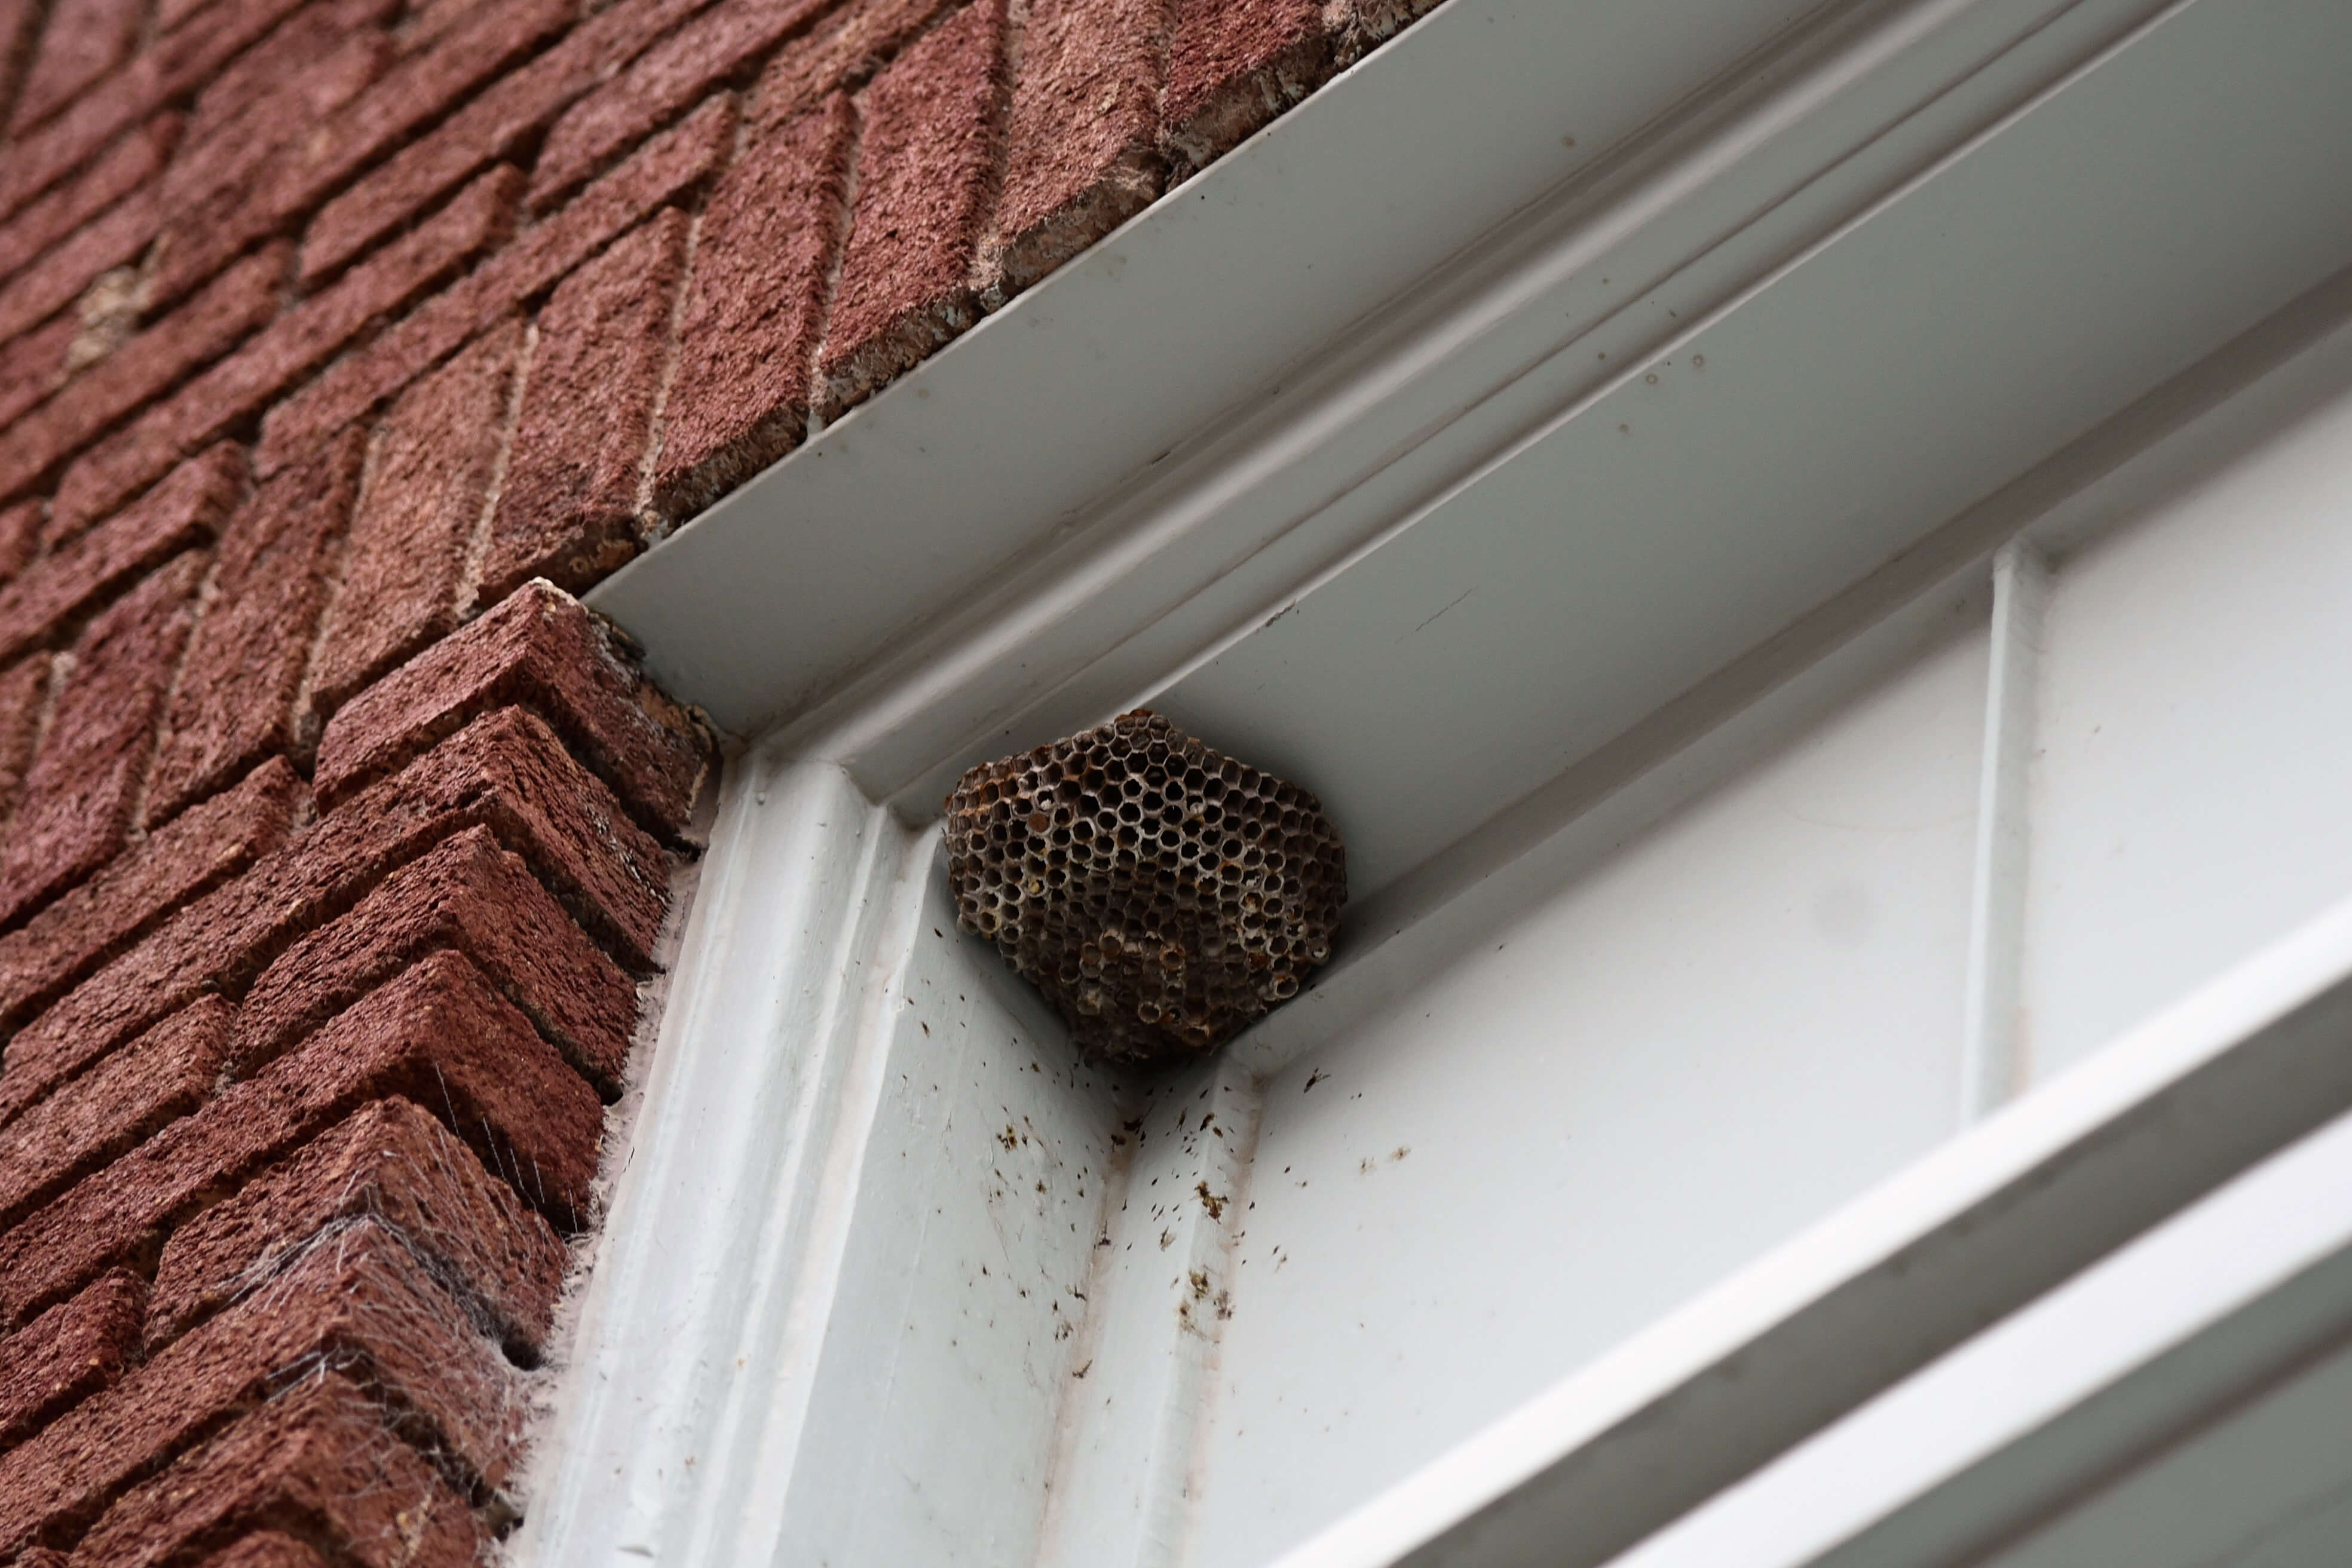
[1268,891,2352,1568]
[1958,540,2050,1122]
[1598,1092,2352,1568]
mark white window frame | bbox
[510,0,2352,1560]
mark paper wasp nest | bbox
[945,710,1346,1067]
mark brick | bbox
[985,0,1166,300]
[144,17,396,313]
[0,1271,142,1452]
[1162,0,1329,175]
[0,654,47,828]
[309,324,517,713]
[145,433,366,823]
[0,558,204,931]
[265,0,572,282]
[0,176,160,349]
[653,94,852,519]
[318,579,712,840]
[0,112,177,291]
[69,1376,485,1568]
[482,209,688,599]
[0,0,35,128]
[50,168,520,534]
[0,503,38,582]
[0,1221,522,1554]
[531,0,829,209]
[0,0,314,226]
[0,757,302,1031]
[8,0,142,136]
[0,1000,232,1233]
[0,950,605,1333]
[190,1535,330,1568]
[816,0,1009,418]
[0,249,281,510]
[0,706,668,1131]
[0,446,243,663]
[238,825,635,1089]
[179,0,396,154]
[751,0,957,134]
[149,1095,566,1358]
[0,314,74,430]
[298,0,710,285]
[259,94,734,477]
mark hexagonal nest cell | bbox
[944,710,1346,1068]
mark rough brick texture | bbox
[0,1271,143,1451]
[148,1095,566,1359]
[0,0,1388,1548]
[485,209,689,598]
[816,0,1009,416]
[653,92,853,519]
[71,1376,486,1568]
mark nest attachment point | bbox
[944,710,1346,1067]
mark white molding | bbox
[1269,892,2352,1568]
[1600,1095,2352,1568]
[1958,539,2051,1122]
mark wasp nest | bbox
[944,710,1346,1067]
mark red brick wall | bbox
[0,0,1428,1558]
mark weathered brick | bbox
[237,825,635,1089]
[0,177,158,349]
[149,1095,566,1357]
[0,0,35,129]
[69,1376,485,1568]
[816,0,1008,417]
[0,111,176,290]
[7,0,142,136]
[0,654,48,828]
[0,1271,142,1452]
[298,0,709,284]
[0,446,242,662]
[189,1533,331,1568]
[0,249,280,510]
[751,0,957,134]
[653,94,852,519]
[0,556,204,930]
[0,706,668,1131]
[482,208,687,599]
[308,324,517,713]
[0,0,313,227]
[1162,0,1329,175]
[0,1000,232,1233]
[145,432,366,823]
[318,579,711,840]
[180,0,392,147]
[0,1221,521,1554]
[267,0,572,283]
[0,950,605,1332]
[259,94,733,477]
[985,0,1166,299]
[0,758,303,1030]
[0,313,74,430]
[144,18,395,311]
[51,169,519,532]
[531,0,829,209]
[0,502,38,582]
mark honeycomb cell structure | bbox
[944,710,1346,1067]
